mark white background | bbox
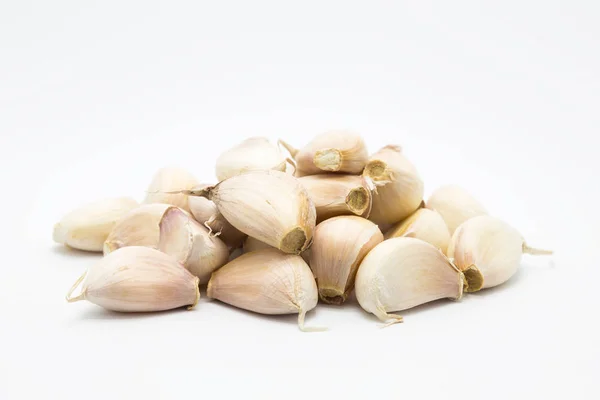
[1,1,598,399]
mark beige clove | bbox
[385,208,451,254]
[215,137,287,181]
[426,185,487,235]
[66,246,199,312]
[207,248,323,331]
[143,166,199,213]
[309,216,383,305]
[363,145,424,226]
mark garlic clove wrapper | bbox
[53,197,138,252]
[182,170,316,255]
[310,216,383,305]
[143,166,199,213]
[447,215,552,292]
[103,203,173,254]
[426,185,487,235]
[158,207,229,284]
[188,187,246,249]
[385,208,451,254]
[298,174,372,222]
[355,237,464,325]
[363,145,424,226]
[66,246,199,312]
[243,236,274,253]
[279,131,368,176]
[207,248,322,331]
[215,137,287,181]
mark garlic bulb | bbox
[447,215,552,292]
[355,237,464,325]
[298,174,372,222]
[363,145,424,226]
[143,166,199,213]
[426,185,487,234]
[207,248,322,331]
[279,131,368,176]
[188,188,246,249]
[158,207,229,283]
[103,203,172,254]
[385,208,451,253]
[53,197,138,252]
[182,170,316,254]
[309,216,383,305]
[66,246,199,312]
[215,137,287,181]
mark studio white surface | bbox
[1,1,598,399]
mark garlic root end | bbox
[463,265,484,293]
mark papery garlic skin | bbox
[298,174,372,222]
[280,131,368,176]
[426,185,487,235]
[355,237,464,325]
[310,216,383,305]
[143,166,199,213]
[103,203,172,254]
[207,248,320,331]
[53,197,138,252]
[363,145,424,226]
[188,190,246,249]
[243,236,274,253]
[215,137,287,181]
[185,170,316,255]
[158,207,229,283]
[448,215,534,291]
[66,246,199,312]
[385,209,451,254]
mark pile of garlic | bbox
[55,131,552,331]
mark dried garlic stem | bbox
[522,244,553,255]
[297,310,327,332]
[66,271,87,303]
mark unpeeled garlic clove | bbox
[362,145,424,226]
[66,246,199,312]
[188,187,247,249]
[53,197,138,252]
[355,237,464,326]
[182,170,316,255]
[207,248,322,331]
[385,208,451,254]
[103,203,173,254]
[143,166,199,213]
[215,137,287,181]
[243,236,274,253]
[309,216,383,305]
[447,215,552,292]
[279,131,368,176]
[426,185,487,235]
[298,174,372,222]
[158,207,229,284]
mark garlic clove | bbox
[447,215,552,292]
[279,131,368,176]
[243,236,274,253]
[188,187,247,249]
[426,185,487,235]
[362,145,424,226]
[103,203,173,254]
[182,170,316,255]
[66,246,199,312]
[158,207,229,284]
[384,208,451,254]
[53,197,138,252]
[207,248,322,331]
[215,137,287,181]
[355,237,464,325]
[309,216,383,305]
[298,174,372,222]
[143,166,199,213]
